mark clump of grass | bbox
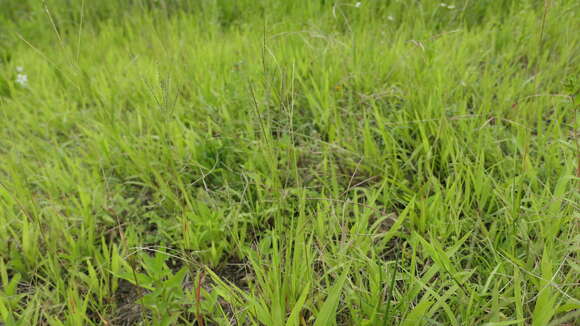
[0,0,578,325]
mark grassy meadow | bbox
[0,0,578,325]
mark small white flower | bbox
[355,2,362,8]
[16,73,28,86]
[16,66,24,72]
[447,5,456,9]
[440,3,447,7]
[387,15,395,21]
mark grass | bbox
[0,0,578,325]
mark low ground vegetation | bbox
[0,0,578,325]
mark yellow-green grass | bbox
[0,0,578,325]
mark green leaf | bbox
[164,267,188,289]
[532,247,558,326]
[401,297,433,326]
[286,284,310,326]
[313,265,350,326]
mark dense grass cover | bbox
[0,0,578,325]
